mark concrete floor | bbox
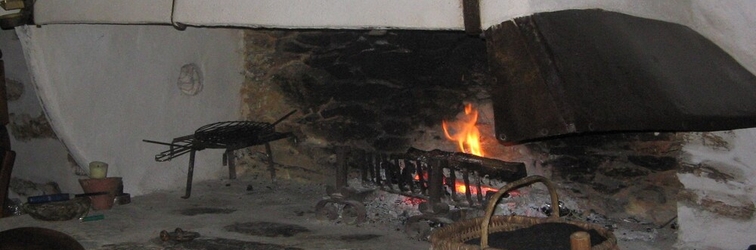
[0,176,675,249]
[0,177,428,250]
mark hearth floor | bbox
[0,176,674,249]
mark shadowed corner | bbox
[0,227,85,250]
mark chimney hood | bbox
[486,9,756,143]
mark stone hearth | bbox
[229,28,702,247]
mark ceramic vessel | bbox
[78,177,122,210]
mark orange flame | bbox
[442,103,484,157]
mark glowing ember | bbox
[413,173,501,196]
[442,103,484,157]
[454,180,498,195]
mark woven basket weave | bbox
[430,175,619,250]
[23,197,91,221]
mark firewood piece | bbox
[405,147,526,182]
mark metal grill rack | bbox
[144,110,296,198]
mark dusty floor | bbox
[0,176,675,249]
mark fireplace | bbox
[7,2,756,249]
[229,10,752,247]
[224,9,756,249]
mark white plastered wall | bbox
[17,25,242,197]
[677,129,756,250]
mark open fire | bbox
[443,103,485,157]
[441,103,499,196]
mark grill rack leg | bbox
[224,149,236,180]
[265,142,276,183]
[335,146,348,190]
[182,149,196,199]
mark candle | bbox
[89,161,109,179]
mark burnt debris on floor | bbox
[177,207,237,216]
[165,238,304,250]
[101,238,304,250]
[224,221,310,237]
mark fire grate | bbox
[144,110,296,198]
[356,147,526,208]
[316,146,526,238]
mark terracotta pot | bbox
[78,177,122,210]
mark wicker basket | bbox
[430,175,618,250]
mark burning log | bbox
[405,147,527,182]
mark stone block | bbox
[678,189,754,220]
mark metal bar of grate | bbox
[463,169,474,205]
[417,161,427,194]
[402,158,415,193]
[475,172,484,205]
[395,155,407,193]
[360,150,369,183]
[448,164,458,202]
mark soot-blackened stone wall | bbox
[241,30,489,180]
[243,30,487,151]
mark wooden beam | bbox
[462,0,481,36]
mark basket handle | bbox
[480,175,560,249]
